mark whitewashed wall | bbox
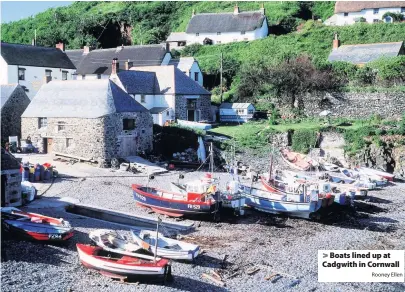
[186,19,268,45]
[335,8,405,25]
[0,56,8,84]
[188,62,203,86]
[0,58,75,99]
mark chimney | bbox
[83,46,90,54]
[192,9,195,17]
[165,42,170,53]
[55,42,65,51]
[43,76,52,84]
[111,58,119,75]
[260,3,265,15]
[234,4,239,15]
[125,60,133,70]
[333,33,340,49]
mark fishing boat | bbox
[132,184,219,217]
[89,230,158,260]
[131,229,200,261]
[280,149,318,171]
[239,185,323,219]
[318,159,339,172]
[357,167,395,182]
[340,168,387,187]
[1,207,73,241]
[76,244,171,280]
[325,173,376,190]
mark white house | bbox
[65,44,172,80]
[169,57,203,86]
[111,64,212,126]
[167,4,268,47]
[219,103,255,123]
[0,42,76,99]
[330,1,405,26]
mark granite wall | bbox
[175,95,212,121]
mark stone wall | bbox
[301,92,405,119]
[175,95,212,121]
[1,87,30,143]
[21,111,153,167]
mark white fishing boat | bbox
[357,167,395,182]
[340,168,387,187]
[131,229,200,261]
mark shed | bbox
[219,103,255,122]
[1,148,22,207]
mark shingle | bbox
[1,84,18,109]
[117,70,158,94]
[335,1,405,13]
[22,79,147,119]
[219,103,252,109]
[328,42,403,64]
[64,49,86,69]
[186,12,266,33]
[68,45,168,75]
[1,42,76,69]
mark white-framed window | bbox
[241,31,245,35]
[140,95,146,103]
[217,41,222,44]
[58,122,66,131]
[196,33,199,36]
[82,74,86,80]
[38,117,47,128]
[45,69,52,77]
[97,74,101,79]
[166,110,170,116]
[233,39,238,42]
[373,8,379,15]
[243,38,248,41]
[248,109,254,114]
[62,71,68,81]
[217,32,221,35]
[401,7,405,13]
[194,72,199,82]
[373,19,379,23]
[344,12,348,17]
[18,68,26,80]
[66,138,73,148]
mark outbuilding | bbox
[219,103,256,122]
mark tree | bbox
[237,55,341,107]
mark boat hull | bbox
[132,185,218,217]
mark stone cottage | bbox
[1,84,31,143]
[112,65,212,125]
[21,79,153,167]
[1,147,22,207]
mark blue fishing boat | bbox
[239,185,323,219]
[132,184,219,217]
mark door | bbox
[46,138,53,153]
[187,110,195,121]
[119,136,137,157]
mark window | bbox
[97,74,101,79]
[166,111,170,116]
[45,70,52,77]
[38,118,47,128]
[140,95,146,103]
[248,109,254,114]
[58,122,66,131]
[196,33,199,36]
[217,41,222,44]
[233,39,238,42]
[62,71,68,81]
[241,31,245,35]
[344,13,348,17]
[373,8,379,14]
[402,7,405,13]
[18,68,26,80]
[82,74,86,80]
[66,138,73,148]
[123,119,135,130]
[243,38,248,41]
[373,19,379,23]
[217,32,221,35]
[194,72,199,82]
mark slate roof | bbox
[186,11,266,33]
[169,57,196,73]
[122,65,211,95]
[117,70,158,94]
[335,1,405,13]
[1,42,76,69]
[1,147,21,171]
[1,84,18,109]
[22,79,147,119]
[219,103,254,109]
[65,44,169,75]
[64,49,86,69]
[166,32,187,42]
[149,107,169,114]
[328,42,404,64]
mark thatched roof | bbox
[335,1,405,13]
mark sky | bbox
[1,1,73,23]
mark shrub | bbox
[354,66,376,85]
[291,129,318,154]
[331,61,358,83]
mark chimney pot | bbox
[125,60,133,70]
[56,42,65,51]
[333,33,340,49]
[165,42,170,53]
[83,46,90,54]
[234,4,239,15]
[112,58,119,75]
[43,76,52,84]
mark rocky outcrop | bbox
[393,146,405,178]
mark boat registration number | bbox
[135,193,146,201]
[48,234,62,240]
[187,204,200,209]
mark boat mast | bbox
[154,217,161,262]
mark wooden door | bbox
[119,136,137,157]
[47,138,53,153]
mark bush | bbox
[343,126,376,156]
[331,61,358,83]
[291,129,318,154]
[368,56,405,84]
[354,66,376,85]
